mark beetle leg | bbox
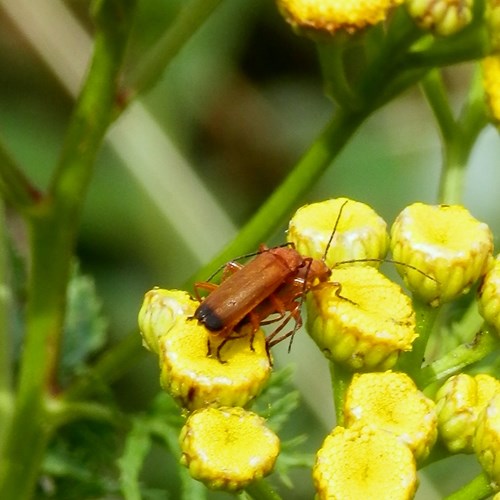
[193,281,219,302]
[220,261,244,281]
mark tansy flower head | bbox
[474,393,500,488]
[138,288,197,354]
[276,0,403,36]
[486,0,500,52]
[287,198,389,269]
[436,373,500,453]
[160,314,271,411]
[479,255,500,334]
[180,406,280,491]
[344,371,437,460]
[313,424,417,499]
[307,265,417,371]
[483,56,500,124]
[406,0,473,36]
[390,203,493,306]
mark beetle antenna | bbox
[323,199,349,263]
[334,258,437,282]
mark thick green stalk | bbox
[0,1,136,497]
[443,473,493,500]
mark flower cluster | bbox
[138,289,278,491]
[314,371,436,499]
[140,196,500,496]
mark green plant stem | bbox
[421,64,487,204]
[245,479,282,500]
[443,472,493,500]
[396,299,440,385]
[0,2,137,497]
[329,361,352,426]
[420,327,500,388]
[122,0,224,106]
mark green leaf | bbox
[118,417,153,500]
[60,267,107,384]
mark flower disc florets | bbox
[138,288,197,354]
[344,371,437,460]
[313,424,417,499]
[277,0,403,35]
[390,203,493,306]
[406,0,473,36]
[474,393,500,488]
[180,406,280,491]
[160,311,272,411]
[307,266,417,371]
[483,56,500,125]
[436,374,500,453]
[288,197,389,269]
[479,255,500,334]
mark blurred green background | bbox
[1,0,499,497]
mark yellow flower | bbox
[160,314,271,411]
[390,203,493,306]
[486,0,500,52]
[313,424,417,499]
[287,197,389,269]
[406,0,473,36]
[180,406,280,491]
[138,288,197,354]
[276,0,403,35]
[483,56,500,124]
[436,374,500,453]
[307,265,417,371]
[344,371,437,460]
[479,255,500,334]
[474,393,500,488]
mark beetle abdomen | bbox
[194,303,224,332]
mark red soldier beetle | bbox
[193,202,350,361]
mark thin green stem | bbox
[245,479,282,500]
[396,299,440,386]
[329,361,352,426]
[122,0,224,106]
[420,327,500,388]
[421,69,457,143]
[0,2,137,497]
[443,472,493,500]
[317,39,360,111]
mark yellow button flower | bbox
[160,314,271,411]
[313,424,417,499]
[344,371,437,460]
[474,393,500,488]
[390,203,493,306]
[307,265,417,371]
[483,56,500,125]
[479,255,500,334]
[277,0,403,35]
[287,197,389,269]
[138,288,197,354]
[406,0,473,36]
[180,406,280,491]
[436,373,500,453]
